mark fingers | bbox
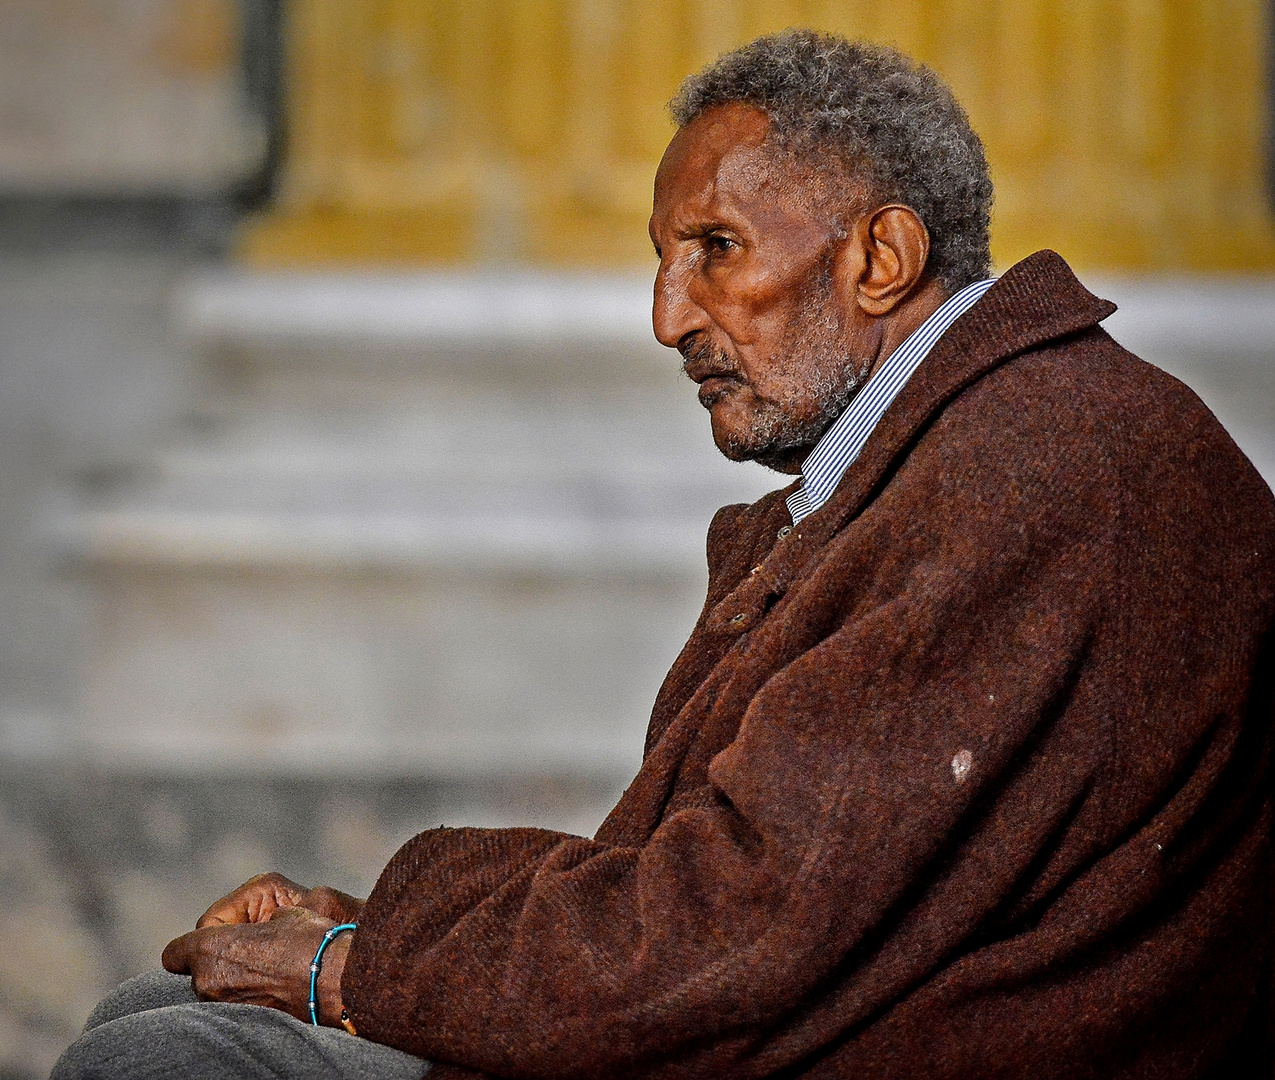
[163,922,271,1003]
[196,872,308,928]
[194,874,364,929]
[161,927,203,974]
[301,886,366,924]
[260,905,310,926]
[160,912,336,1020]
[197,899,251,929]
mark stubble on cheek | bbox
[677,253,874,471]
[715,310,870,469]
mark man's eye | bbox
[706,234,737,254]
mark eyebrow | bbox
[667,212,737,240]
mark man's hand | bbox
[162,907,353,1025]
[195,872,365,928]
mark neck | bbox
[772,278,954,476]
[862,277,951,382]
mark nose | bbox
[652,258,707,352]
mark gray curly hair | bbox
[669,30,993,291]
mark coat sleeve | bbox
[340,366,1272,1079]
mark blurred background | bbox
[1,1,1274,1075]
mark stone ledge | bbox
[177,269,659,349]
[54,508,719,578]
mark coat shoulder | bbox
[950,324,1269,501]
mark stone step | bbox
[50,271,778,775]
[175,269,675,404]
[55,390,776,576]
[71,562,704,776]
[178,270,658,351]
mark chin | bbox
[712,429,806,474]
[709,404,812,474]
[747,449,806,475]
[710,415,754,463]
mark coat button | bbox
[777,525,793,539]
[730,613,747,625]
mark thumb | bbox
[161,929,199,974]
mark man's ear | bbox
[843,204,931,317]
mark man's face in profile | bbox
[649,103,871,474]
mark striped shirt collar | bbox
[785,276,997,525]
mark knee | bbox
[83,970,196,1030]
[52,1023,126,1080]
[52,1038,96,1080]
[54,998,208,1080]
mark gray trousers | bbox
[51,971,431,1080]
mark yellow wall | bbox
[239,0,1275,273]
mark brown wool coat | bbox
[343,251,1275,1079]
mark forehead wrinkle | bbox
[654,103,767,214]
[708,136,792,219]
[654,106,848,299]
[667,177,723,237]
[711,136,853,255]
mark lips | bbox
[681,351,739,381]
[679,333,748,409]
[696,374,744,408]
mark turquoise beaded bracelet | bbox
[309,923,358,1026]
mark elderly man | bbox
[56,29,1275,1080]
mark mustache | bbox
[680,335,747,410]
[679,334,742,380]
